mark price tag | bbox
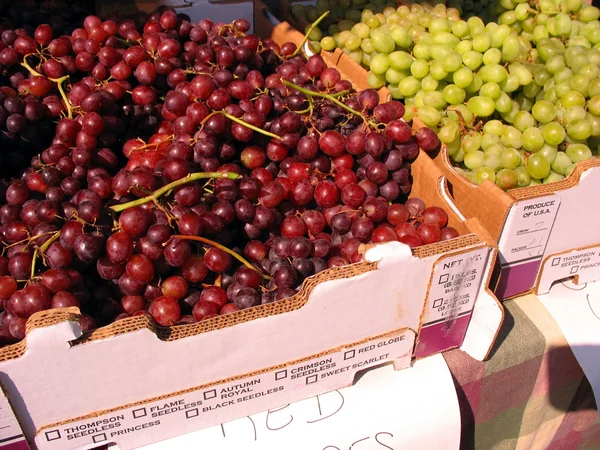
[497,196,561,265]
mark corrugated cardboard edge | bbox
[34,326,416,438]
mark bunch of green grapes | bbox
[299,0,600,190]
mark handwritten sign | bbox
[497,196,560,265]
[538,279,600,410]
[139,355,460,450]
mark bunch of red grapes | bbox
[0,6,451,346]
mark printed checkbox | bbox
[186,408,199,419]
[432,298,443,308]
[306,375,318,385]
[132,407,147,419]
[203,389,217,400]
[92,433,107,444]
[438,274,450,284]
[344,350,355,360]
[570,266,579,274]
[275,369,288,380]
[45,430,61,442]
[552,257,561,266]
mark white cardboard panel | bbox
[137,355,460,450]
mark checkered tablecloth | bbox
[444,295,600,449]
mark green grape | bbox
[589,79,600,97]
[569,75,590,98]
[385,68,408,84]
[418,106,443,128]
[434,32,460,48]
[499,11,518,25]
[345,34,362,51]
[502,35,521,62]
[362,52,372,66]
[410,59,429,78]
[442,52,463,73]
[468,16,486,35]
[501,126,523,148]
[554,68,574,85]
[500,148,522,169]
[514,167,531,187]
[413,44,432,61]
[320,37,337,51]
[365,15,382,28]
[515,3,530,20]
[422,75,439,92]
[532,100,556,123]
[431,45,454,61]
[352,23,371,39]
[523,81,542,98]
[368,72,387,89]
[564,106,588,125]
[513,111,536,132]
[480,82,501,99]
[389,51,413,70]
[430,61,448,80]
[423,91,447,109]
[554,81,570,98]
[543,172,565,184]
[486,143,506,156]
[463,51,483,71]
[371,31,395,53]
[567,119,593,140]
[462,133,483,152]
[496,169,518,189]
[508,62,533,85]
[474,167,496,185]
[551,151,572,175]
[479,64,508,83]
[346,49,363,64]
[305,25,324,41]
[336,31,352,47]
[496,92,513,113]
[442,85,466,104]
[439,121,460,143]
[447,105,474,124]
[454,147,466,163]
[467,96,496,117]
[453,66,474,89]
[539,143,558,164]
[361,38,374,54]
[446,138,461,156]
[483,120,504,136]
[465,74,483,95]
[490,24,512,49]
[473,35,491,53]
[561,91,586,108]
[579,64,599,80]
[564,163,577,177]
[527,153,551,179]
[391,27,412,48]
[522,128,545,152]
[398,76,421,96]
[542,122,566,146]
[588,114,600,136]
[414,91,426,109]
[580,6,600,22]
[482,48,502,66]
[456,41,474,58]
[370,53,390,75]
[388,84,403,99]
[566,143,593,162]
[482,133,502,150]
[451,20,470,38]
[464,150,485,169]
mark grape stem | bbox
[221,111,283,141]
[109,172,241,213]
[171,235,272,280]
[282,80,371,126]
[292,11,330,58]
[21,55,74,119]
[30,231,61,278]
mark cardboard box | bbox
[414,121,600,300]
[268,1,600,300]
[0,16,502,450]
[0,149,502,450]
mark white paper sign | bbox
[538,279,600,411]
[138,355,460,450]
[498,196,560,265]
